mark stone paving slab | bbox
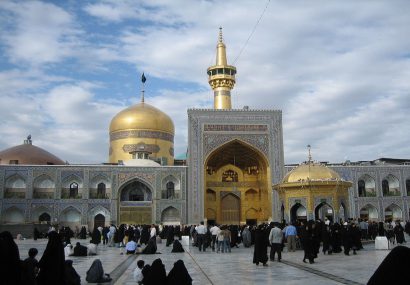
[15,235,410,285]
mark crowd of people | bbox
[1,218,409,284]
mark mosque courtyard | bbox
[16,236,409,285]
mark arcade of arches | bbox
[204,140,271,225]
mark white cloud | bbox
[0,1,81,65]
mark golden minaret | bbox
[207,27,237,109]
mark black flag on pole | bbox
[141,73,146,83]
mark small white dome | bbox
[122,158,160,167]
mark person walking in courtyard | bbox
[269,222,283,262]
[210,224,220,251]
[195,221,207,252]
[217,226,226,253]
[242,225,252,247]
[284,222,297,252]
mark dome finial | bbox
[141,72,146,103]
[219,26,223,43]
[307,144,312,163]
[24,134,32,145]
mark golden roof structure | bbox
[109,75,175,165]
[109,102,174,134]
[282,162,341,183]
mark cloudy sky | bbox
[0,0,409,164]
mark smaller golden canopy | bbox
[282,162,341,183]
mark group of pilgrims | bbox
[1,218,410,284]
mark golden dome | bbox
[110,102,174,134]
[283,163,341,183]
[0,142,65,165]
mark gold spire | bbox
[207,27,237,109]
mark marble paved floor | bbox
[15,236,409,285]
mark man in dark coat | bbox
[102,226,109,245]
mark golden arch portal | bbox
[204,140,271,224]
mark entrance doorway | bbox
[221,193,240,224]
[94,214,105,229]
[39,212,51,223]
[315,202,334,222]
[290,203,307,223]
[204,139,270,224]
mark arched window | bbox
[129,188,144,201]
[97,183,106,198]
[166,182,175,199]
[358,180,366,197]
[69,182,78,198]
[222,169,238,182]
[382,179,389,196]
[406,179,410,196]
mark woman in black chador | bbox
[321,221,332,254]
[36,231,66,285]
[393,222,405,244]
[368,246,410,285]
[143,258,166,285]
[140,225,150,245]
[0,231,22,285]
[79,226,87,239]
[90,227,101,245]
[166,226,174,247]
[301,221,316,264]
[330,222,342,253]
[142,236,157,254]
[85,259,111,283]
[167,260,192,285]
[253,224,269,266]
[171,239,184,252]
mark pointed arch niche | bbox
[357,174,376,197]
[204,139,271,224]
[359,204,378,221]
[89,175,111,199]
[161,206,180,224]
[2,206,25,224]
[33,175,55,199]
[5,174,26,198]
